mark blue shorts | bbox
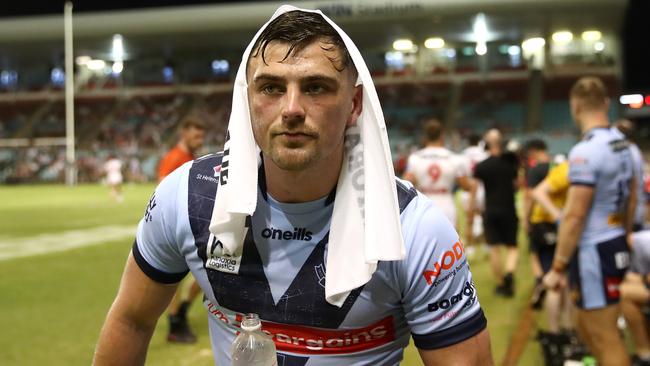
[569,235,631,310]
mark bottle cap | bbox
[240,313,262,332]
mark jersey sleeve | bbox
[473,159,485,181]
[398,195,487,350]
[546,162,569,194]
[455,155,471,178]
[568,143,598,186]
[133,163,190,283]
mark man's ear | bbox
[347,85,363,127]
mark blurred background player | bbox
[621,216,650,365]
[403,119,477,234]
[103,154,123,203]
[522,139,552,295]
[159,115,206,343]
[543,77,635,366]
[531,155,577,363]
[461,133,489,255]
[615,119,647,232]
[474,128,520,297]
[158,115,207,179]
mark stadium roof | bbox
[0,0,627,70]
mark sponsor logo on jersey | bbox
[315,263,326,288]
[427,281,476,313]
[205,301,395,354]
[422,241,465,286]
[261,227,313,241]
[604,277,622,300]
[205,232,243,275]
[196,173,219,184]
[144,193,156,223]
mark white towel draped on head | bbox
[209,4,405,307]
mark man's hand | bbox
[543,268,568,292]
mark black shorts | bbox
[529,223,557,273]
[569,235,631,310]
[483,212,518,247]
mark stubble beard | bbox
[268,142,320,171]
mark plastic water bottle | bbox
[231,313,277,366]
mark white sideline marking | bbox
[0,225,137,261]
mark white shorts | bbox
[426,194,456,225]
[107,174,123,186]
[459,183,485,212]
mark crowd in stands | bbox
[0,76,628,185]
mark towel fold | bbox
[209,4,405,307]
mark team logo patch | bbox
[205,233,242,275]
[213,165,221,177]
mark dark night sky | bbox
[1,0,270,17]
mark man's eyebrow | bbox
[252,73,285,83]
[251,73,339,85]
[302,75,339,85]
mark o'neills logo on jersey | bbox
[206,301,395,355]
[422,241,465,286]
[261,227,313,241]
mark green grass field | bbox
[0,184,547,365]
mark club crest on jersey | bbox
[315,263,326,288]
[205,232,242,275]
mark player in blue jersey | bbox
[93,7,492,366]
[543,77,636,366]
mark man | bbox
[103,154,123,203]
[522,139,552,292]
[158,115,206,179]
[94,7,492,366]
[461,134,488,249]
[543,77,636,366]
[158,115,206,343]
[615,119,646,232]
[622,229,650,366]
[474,128,520,297]
[531,160,578,364]
[403,119,477,230]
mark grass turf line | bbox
[0,184,543,365]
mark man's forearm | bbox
[93,308,156,365]
[553,213,585,268]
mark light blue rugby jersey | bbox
[568,127,634,246]
[630,143,646,227]
[134,153,486,366]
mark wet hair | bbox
[423,119,443,142]
[570,76,608,111]
[524,138,547,153]
[250,11,355,75]
[179,115,206,131]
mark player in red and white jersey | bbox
[460,134,488,242]
[403,120,477,229]
[103,155,123,203]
